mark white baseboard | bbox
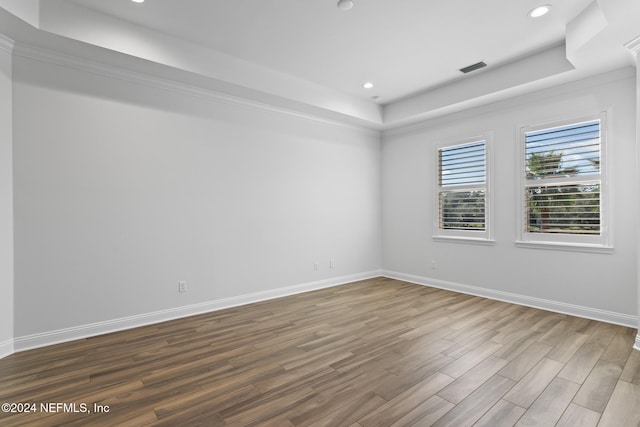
[382,270,638,328]
[8,269,637,356]
[0,338,14,360]
[13,270,382,353]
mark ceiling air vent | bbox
[459,61,487,74]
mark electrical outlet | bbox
[330,259,335,269]
[178,281,188,293]
[431,260,437,269]
[314,262,319,271]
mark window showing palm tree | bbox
[524,120,601,235]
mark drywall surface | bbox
[636,62,640,339]
[382,69,637,321]
[0,45,13,355]
[12,53,381,338]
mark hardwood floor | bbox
[1,277,638,426]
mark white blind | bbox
[524,120,601,235]
[438,141,486,231]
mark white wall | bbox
[635,59,640,347]
[12,54,381,341]
[5,24,637,353]
[382,69,637,324]
[0,43,13,357]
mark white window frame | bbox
[433,134,494,244]
[516,112,612,253]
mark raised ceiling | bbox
[1,0,638,129]
[62,0,590,103]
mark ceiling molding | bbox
[382,66,635,139]
[384,44,575,128]
[11,40,380,136]
[624,35,640,55]
[34,0,383,127]
[1,1,636,133]
[0,33,14,53]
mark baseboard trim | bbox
[10,269,637,355]
[382,270,637,328]
[0,338,14,360]
[14,270,382,353]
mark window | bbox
[517,113,610,251]
[434,136,492,243]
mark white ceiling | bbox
[0,0,638,128]
[62,0,593,104]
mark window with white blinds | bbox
[518,114,610,250]
[435,138,492,242]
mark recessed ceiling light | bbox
[529,4,551,18]
[362,82,374,89]
[337,0,354,11]
[131,0,144,3]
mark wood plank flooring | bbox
[1,277,639,426]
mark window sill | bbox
[515,240,614,254]
[433,236,496,246]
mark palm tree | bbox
[526,151,578,232]
[527,150,578,178]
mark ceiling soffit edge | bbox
[382,66,635,138]
[1,1,635,133]
[8,35,381,136]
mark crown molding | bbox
[10,41,380,136]
[0,33,14,54]
[383,66,634,139]
[624,35,640,56]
